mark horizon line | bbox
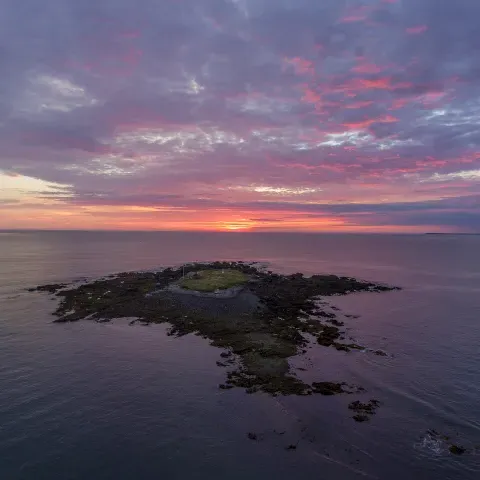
[1,228,478,235]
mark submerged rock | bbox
[424,430,471,456]
[219,384,234,390]
[353,414,369,423]
[312,382,346,396]
[312,382,363,395]
[348,399,381,421]
[27,283,68,294]
[449,445,466,455]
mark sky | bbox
[1,0,479,232]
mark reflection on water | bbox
[1,231,479,479]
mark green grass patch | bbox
[178,269,249,292]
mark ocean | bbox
[1,230,479,479]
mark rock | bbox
[28,283,68,294]
[285,444,297,450]
[353,414,369,422]
[348,399,381,419]
[327,318,344,326]
[334,343,350,352]
[219,384,234,390]
[335,342,364,352]
[449,445,466,455]
[312,382,346,395]
[425,430,469,455]
[247,432,258,440]
[349,400,374,412]
[317,325,341,346]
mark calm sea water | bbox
[1,231,479,479]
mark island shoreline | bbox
[30,261,400,421]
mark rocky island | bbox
[31,261,399,419]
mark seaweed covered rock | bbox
[449,445,466,455]
[348,399,381,421]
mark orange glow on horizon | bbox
[0,202,467,234]
[0,174,472,235]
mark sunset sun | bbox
[219,220,256,231]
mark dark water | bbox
[1,231,479,479]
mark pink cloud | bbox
[389,99,409,110]
[358,77,393,89]
[301,87,322,104]
[340,15,367,23]
[344,101,374,109]
[339,5,371,24]
[352,63,383,74]
[421,91,446,104]
[122,47,143,65]
[284,57,315,75]
[415,159,447,168]
[406,25,428,35]
[119,31,141,39]
[343,114,398,130]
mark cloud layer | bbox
[1,0,479,231]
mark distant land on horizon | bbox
[424,232,480,236]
